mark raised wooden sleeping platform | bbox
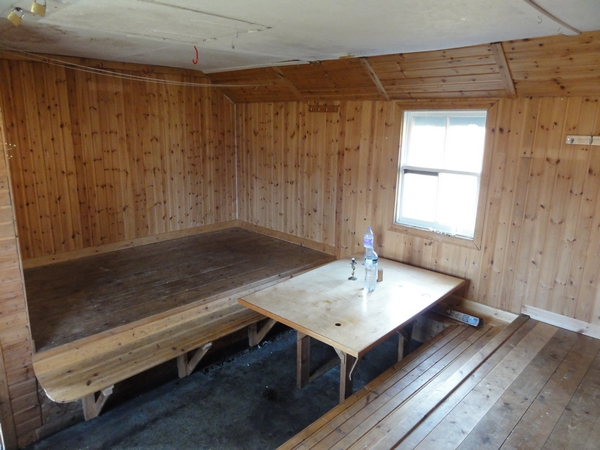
[26,227,334,420]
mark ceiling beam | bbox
[359,57,390,101]
[490,43,517,99]
[272,67,305,102]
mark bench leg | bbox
[248,319,277,346]
[177,342,212,378]
[82,386,114,421]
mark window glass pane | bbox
[444,116,486,172]
[397,110,486,240]
[406,116,445,169]
[436,173,479,236]
[401,172,438,223]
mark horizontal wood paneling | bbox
[367,44,507,99]
[207,31,600,103]
[237,96,600,326]
[207,67,302,103]
[504,32,600,97]
[0,59,236,261]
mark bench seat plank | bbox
[33,303,263,403]
[280,315,533,449]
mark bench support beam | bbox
[82,386,114,421]
[248,318,277,346]
[177,342,213,378]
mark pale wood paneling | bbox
[0,113,41,449]
[207,31,600,103]
[206,67,302,103]
[237,96,600,326]
[367,44,507,99]
[0,59,236,261]
[236,103,339,247]
[342,97,600,324]
[505,32,600,97]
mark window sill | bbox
[388,222,481,250]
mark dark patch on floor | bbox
[26,327,412,450]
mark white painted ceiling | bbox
[0,0,598,73]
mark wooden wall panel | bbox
[236,103,339,247]
[367,44,507,99]
[0,112,40,449]
[207,31,600,103]
[237,96,600,326]
[504,32,600,97]
[0,59,236,261]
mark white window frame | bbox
[393,108,491,249]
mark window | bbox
[395,110,487,240]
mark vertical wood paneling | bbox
[237,96,600,326]
[237,102,339,246]
[0,60,236,260]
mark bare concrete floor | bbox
[25,327,402,450]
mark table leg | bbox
[397,325,412,362]
[335,349,358,403]
[297,332,310,388]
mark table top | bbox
[239,255,466,358]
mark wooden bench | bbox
[32,297,276,420]
[28,228,336,421]
[279,315,531,449]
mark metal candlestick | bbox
[348,257,357,281]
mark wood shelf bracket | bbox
[82,385,114,421]
[248,318,277,346]
[177,342,213,378]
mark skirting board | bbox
[444,295,518,325]
[522,305,600,340]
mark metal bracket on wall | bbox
[4,143,15,159]
[565,135,600,146]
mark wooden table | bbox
[239,256,466,402]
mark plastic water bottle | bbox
[364,227,378,292]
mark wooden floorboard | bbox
[25,227,334,351]
[282,324,467,450]
[397,317,539,450]
[501,333,600,449]
[313,325,489,449]
[284,314,600,450]
[542,347,600,450]
[456,328,578,450]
